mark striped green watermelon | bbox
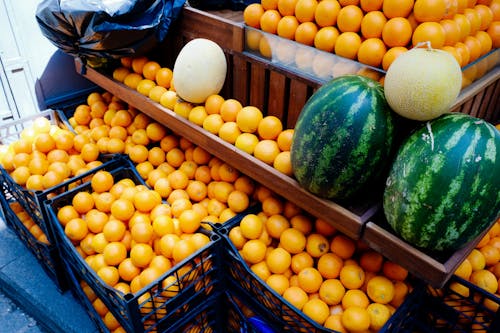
[290,74,397,201]
[383,113,500,252]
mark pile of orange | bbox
[79,281,125,332]
[0,115,102,193]
[111,56,295,177]
[9,202,50,245]
[244,0,499,73]
[66,91,257,224]
[228,188,412,332]
[452,217,500,306]
[58,170,213,331]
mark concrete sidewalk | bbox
[0,218,99,333]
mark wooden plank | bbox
[249,62,267,111]
[362,220,488,288]
[287,79,310,128]
[231,55,249,105]
[267,71,287,120]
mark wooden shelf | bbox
[74,58,380,240]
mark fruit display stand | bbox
[73,5,500,290]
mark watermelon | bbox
[290,75,397,201]
[383,113,500,252]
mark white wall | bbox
[0,0,58,119]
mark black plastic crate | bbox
[44,162,223,332]
[0,185,68,291]
[419,275,500,332]
[217,212,425,333]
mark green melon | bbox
[383,113,500,252]
[290,74,397,201]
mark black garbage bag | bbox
[36,0,186,63]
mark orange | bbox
[91,170,114,194]
[204,94,224,115]
[146,122,167,142]
[336,5,363,32]
[342,288,370,309]
[237,106,264,134]
[57,205,80,226]
[131,56,149,74]
[359,250,384,273]
[277,15,300,40]
[291,251,314,273]
[103,219,126,242]
[475,30,493,56]
[265,214,290,239]
[97,265,120,287]
[130,222,154,244]
[454,258,473,280]
[366,303,391,331]
[123,72,143,90]
[470,269,499,293]
[110,198,135,222]
[261,195,284,215]
[330,234,356,259]
[303,233,327,258]
[260,9,282,34]
[262,0,279,10]
[412,21,447,48]
[73,105,92,126]
[86,209,109,233]
[72,191,95,214]
[339,264,365,289]
[361,11,387,39]
[172,238,196,263]
[382,261,409,281]
[314,26,339,52]
[414,0,447,22]
[253,139,281,165]
[357,37,387,67]
[241,239,268,264]
[382,17,413,48]
[324,314,347,332]
[487,21,500,48]
[455,41,471,66]
[315,0,340,27]
[382,46,408,71]
[440,19,462,46]
[257,116,283,140]
[136,79,157,96]
[280,228,307,254]
[178,209,202,233]
[227,190,250,213]
[463,7,482,35]
[383,0,415,18]
[463,35,483,62]
[302,298,330,325]
[366,275,395,304]
[334,32,362,59]
[297,266,323,293]
[113,67,130,82]
[479,244,500,266]
[273,151,292,176]
[240,214,264,239]
[266,247,292,274]
[266,274,290,295]
[295,0,318,23]
[65,217,88,241]
[235,133,260,154]
[142,61,161,81]
[317,252,343,279]
[454,13,472,41]
[103,241,127,266]
[244,3,265,28]
[341,306,370,332]
[491,0,500,20]
[319,278,345,305]
[390,280,409,307]
[130,243,154,267]
[360,0,383,11]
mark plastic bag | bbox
[35,0,186,61]
[187,0,259,10]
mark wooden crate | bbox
[74,5,500,287]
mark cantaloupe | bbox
[383,43,462,121]
[172,38,227,104]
